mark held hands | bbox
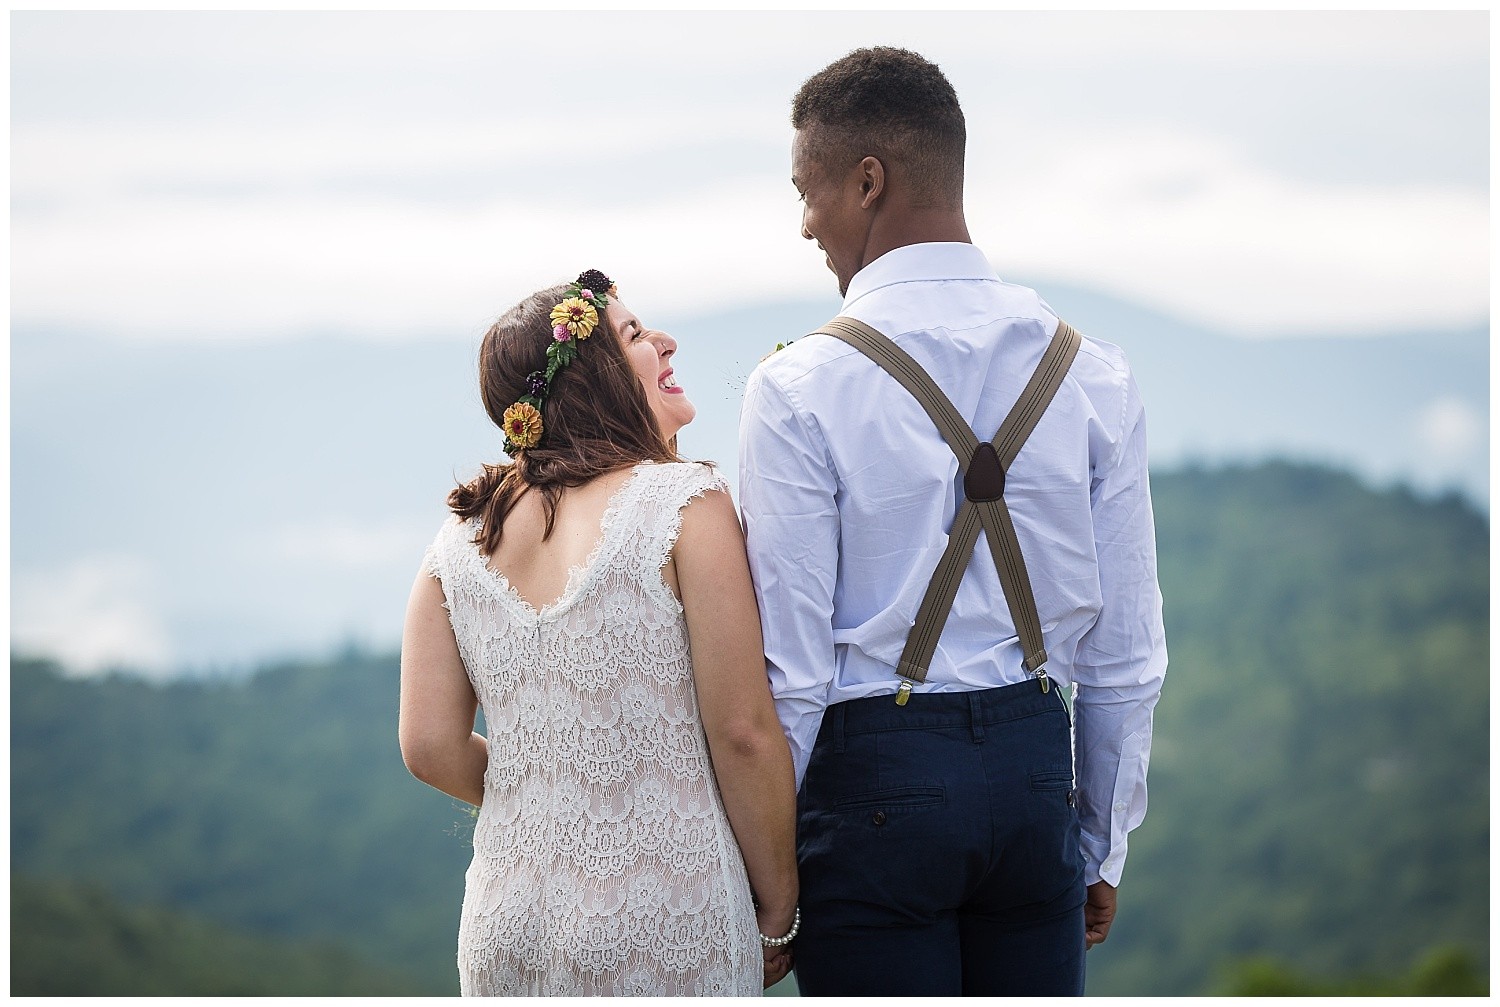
[762,944,792,989]
[756,903,796,989]
[1084,880,1117,949]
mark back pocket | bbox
[1030,769,1074,792]
[832,785,945,812]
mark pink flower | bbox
[553,323,571,342]
[580,288,594,300]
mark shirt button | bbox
[1113,801,1127,813]
[872,811,887,826]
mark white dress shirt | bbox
[738,242,1167,887]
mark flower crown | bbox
[502,269,617,453]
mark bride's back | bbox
[484,467,673,612]
[419,459,759,996]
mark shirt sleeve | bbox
[1071,365,1168,887]
[737,364,840,789]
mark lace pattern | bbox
[424,462,759,996]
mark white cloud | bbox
[12,121,1486,341]
[1417,397,1485,461]
[12,557,175,676]
[9,11,1487,342]
[261,519,428,570]
[977,127,1488,336]
[14,11,1479,84]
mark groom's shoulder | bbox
[748,329,863,399]
[1024,285,1135,386]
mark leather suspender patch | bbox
[964,442,1006,502]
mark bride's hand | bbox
[756,904,796,989]
[762,945,792,989]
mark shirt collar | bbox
[841,242,999,310]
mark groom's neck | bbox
[863,205,973,265]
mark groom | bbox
[738,47,1167,995]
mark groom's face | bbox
[791,128,866,297]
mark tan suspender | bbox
[812,316,1083,702]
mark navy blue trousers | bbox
[792,680,1087,996]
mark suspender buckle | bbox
[894,680,914,707]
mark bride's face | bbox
[606,299,696,440]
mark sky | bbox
[12,10,1489,342]
[9,10,1491,676]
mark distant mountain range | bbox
[10,282,1486,674]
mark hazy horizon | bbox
[12,281,1488,680]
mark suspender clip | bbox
[894,680,913,707]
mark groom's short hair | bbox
[792,47,966,210]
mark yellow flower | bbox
[549,297,599,340]
[502,402,544,449]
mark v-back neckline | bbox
[466,463,649,622]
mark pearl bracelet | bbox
[759,906,801,948]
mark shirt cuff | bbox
[1080,834,1124,887]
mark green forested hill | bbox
[11,876,429,996]
[10,462,1489,995]
[1087,462,1488,994]
[10,649,472,994]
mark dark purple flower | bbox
[576,269,613,296]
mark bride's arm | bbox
[673,489,800,943]
[399,570,487,806]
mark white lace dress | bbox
[421,461,761,996]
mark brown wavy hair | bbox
[449,281,680,553]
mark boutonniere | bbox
[760,339,794,363]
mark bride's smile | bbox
[607,300,697,439]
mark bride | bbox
[399,271,798,995]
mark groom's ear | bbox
[857,156,885,209]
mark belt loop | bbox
[969,692,985,744]
[832,703,847,755]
